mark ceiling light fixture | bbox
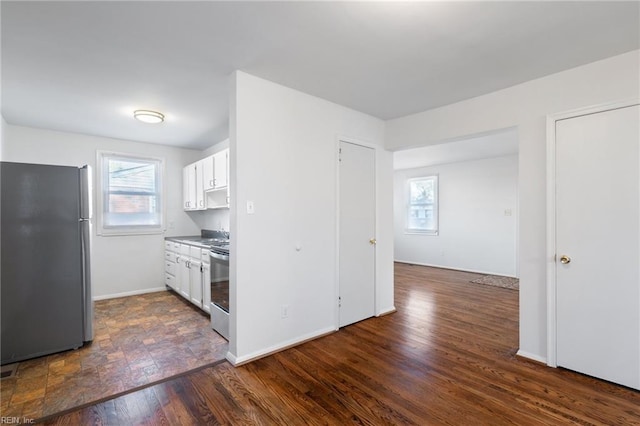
[134,109,164,124]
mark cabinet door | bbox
[202,262,211,313]
[175,255,184,294]
[202,156,215,191]
[179,256,190,300]
[190,260,203,308]
[213,149,228,189]
[196,160,205,210]
[183,163,197,210]
[182,167,191,210]
[165,273,177,290]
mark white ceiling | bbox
[2,1,639,150]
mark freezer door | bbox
[1,162,85,364]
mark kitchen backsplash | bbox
[190,208,230,232]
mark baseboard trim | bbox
[376,306,396,317]
[227,326,337,367]
[93,287,167,301]
[394,260,518,279]
[516,349,547,365]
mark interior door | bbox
[556,104,639,390]
[339,141,376,327]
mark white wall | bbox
[386,50,640,362]
[3,124,202,298]
[229,71,393,364]
[394,155,518,276]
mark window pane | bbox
[406,176,438,233]
[108,194,157,214]
[100,153,163,232]
[409,179,434,204]
[108,159,157,194]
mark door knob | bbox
[369,238,377,245]
[559,255,571,264]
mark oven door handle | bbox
[209,251,229,262]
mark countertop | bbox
[165,231,229,249]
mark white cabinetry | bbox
[164,241,179,291]
[178,244,191,299]
[202,259,211,313]
[182,164,198,211]
[183,148,229,211]
[202,156,215,191]
[195,159,205,210]
[189,246,202,307]
[206,148,229,209]
[213,149,228,189]
[167,241,210,313]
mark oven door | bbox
[209,251,229,313]
[209,250,229,340]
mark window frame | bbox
[405,175,439,235]
[96,150,165,236]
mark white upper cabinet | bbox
[212,149,228,189]
[183,148,230,211]
[203,156,215,191]
[183,163,197,211]
[195,159,205,210]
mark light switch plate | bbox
[246,200,255,214]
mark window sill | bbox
[404,230,439,236]
[98,227,164,237]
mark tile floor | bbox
[0,291,228,420]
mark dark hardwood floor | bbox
[42,263,640,425]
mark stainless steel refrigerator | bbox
[1,161,93,365]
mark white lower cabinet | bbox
[164,241,179,291]
[202,253,211,314]
[166,241,210,313]
[189,246,202,308]
[178,245,191,300]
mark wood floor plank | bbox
[43,263,640,425]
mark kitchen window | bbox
[97,151,165,235]
[406,175,438,235]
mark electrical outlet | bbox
[281,304,289,319]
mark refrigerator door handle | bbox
[79,166,94,342]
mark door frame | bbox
[545,97,639,367]
[335,136,378,329]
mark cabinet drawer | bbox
[201,249,210,263]
[190,246,202,259]
[165,273,176,289]
[164,241,172,251]
[180,244,190,256]
[172,242,180,251]
[165,260,176,276]
[165,251,177,263]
